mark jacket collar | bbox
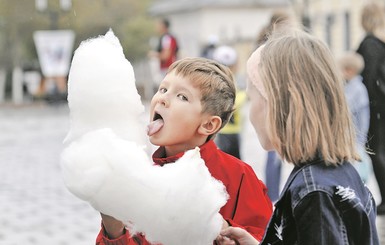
[275,158,323,206]
[152,140,217,166]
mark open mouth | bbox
[147,111,164,136]
[153,111,163,121]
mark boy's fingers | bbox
[216,233,240,245]
[220,227,237,236]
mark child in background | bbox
[338,51,372,183]
[96,57,272,245]
[219,29,379,244]
[213,45,247,159]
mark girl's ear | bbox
[198,115,222,136]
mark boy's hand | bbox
[218,226,260,245]
[100,213,125,239]
[215,219,237,245]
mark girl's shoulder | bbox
[285,161,369,205]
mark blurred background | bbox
[1,0,384,244]
[0,0,371,103]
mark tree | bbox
[0,0,155,71]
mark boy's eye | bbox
[159,87,167,93]
[177,94,188,101]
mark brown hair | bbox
[167,57,236,133]
[258,29,359,165]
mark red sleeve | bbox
[225,166,273,242]
[95,223,149,245]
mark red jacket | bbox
[157,33,178,70]
[96,140,272,244]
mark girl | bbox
[218,29,379,245]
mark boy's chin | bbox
[148,136,162,146]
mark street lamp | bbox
[33,0,75,101]
[35,0,72,30]
[36,0,72,12]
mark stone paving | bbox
[0,102,384,244]
[0,103,100,245]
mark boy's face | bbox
[148,71,212,155]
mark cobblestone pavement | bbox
[0,102,384,244]
[0,103,100,245]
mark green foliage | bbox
[0,0,156,70]
[120,15,154,62]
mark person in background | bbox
[201,34,219,60]
[218,28,379,245]
[338,51,372,183]
[149,18,179,93]
[256,10,294,202]
[357,1,385,215]
[213,45,247,159]
[255,10,292,47]
[96,57,272,245]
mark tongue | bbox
[147,119,164,136]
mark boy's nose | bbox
[158,95,169,107]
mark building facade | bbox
[292,0,369,57]
[144,0,372,98]
[149,0,373,58]
[148,0,291,77]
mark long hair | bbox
[259,30,359,165]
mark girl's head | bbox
[167,57,236,133]
[247,29,358,165]
[361,1,385,34]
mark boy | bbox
[96,57,272,244]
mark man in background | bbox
[149,18,179,92]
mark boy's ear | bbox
[198,115,222,136]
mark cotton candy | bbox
[60,29,228,245]
[63,29,145,145]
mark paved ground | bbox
[0,102,384,244]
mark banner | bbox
[34,30,75,77]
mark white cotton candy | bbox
[61,29,229,245]
[64,29,145,145]
[61,129,228,245]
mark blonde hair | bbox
[167,57,236,134]
[361,1,385,34]
[338,51,364,75]
[258,29,359,165]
